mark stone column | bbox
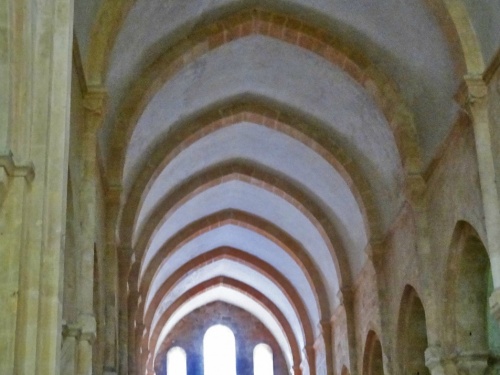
[76,315,97,375]
[406,172,446,352]
[338,288,358,375]
[0,172,31,374]
[74,86,107,375]
[103,186,121,375]
[463,76,500,320]
[118,248,131,375]
[7,1,74,374]
[0,1,32,373]
[0,2,10,155]
[61,324,80,375]
[366,241,392,375]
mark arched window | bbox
[203,325,237,375]
[167,346,187,375]
[254,343,273,375]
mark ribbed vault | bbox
[80,0,478,374]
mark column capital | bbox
[62,322,81,339]
[77,314,97,343]
[0,150,35,183]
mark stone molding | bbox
[0,150,35,182]
[454,351,489,375]
[62,315,97,344]
[426,346,490,375]
[0,151,34,203]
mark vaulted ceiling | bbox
[75,0,499,373]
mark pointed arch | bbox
[119,100,380,253]
[444,221,499,372]
[134,160,352,303]
[362,330,384,375]
[140,247,315,349]
[397,285,430,375]
[131,209,331,322]
[149,277,301,375]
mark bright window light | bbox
[167,346,187,375]
[254,343,273,375]
[203,325,237,375]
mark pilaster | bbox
[9,0,75,374]
[103,184,121,374]
[76,314,97,375]
[406,170,446,348]
[74,86,107,375]
[0,174,28,374]
[462,76,500,291]
[0,151,34,204]
[365,240,391,373]
[338,287,358,375]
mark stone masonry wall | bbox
[155,301,288,375]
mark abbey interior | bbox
[1,1,500,375]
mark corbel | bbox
[0,150,35,183]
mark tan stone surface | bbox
[2,1,500,375]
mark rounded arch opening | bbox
[203,324,237,375]
[166,346,187,375]
[254,343,274,375]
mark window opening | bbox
[167,346,187,375]
[203,324,237,375]
[254,343,273,375]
